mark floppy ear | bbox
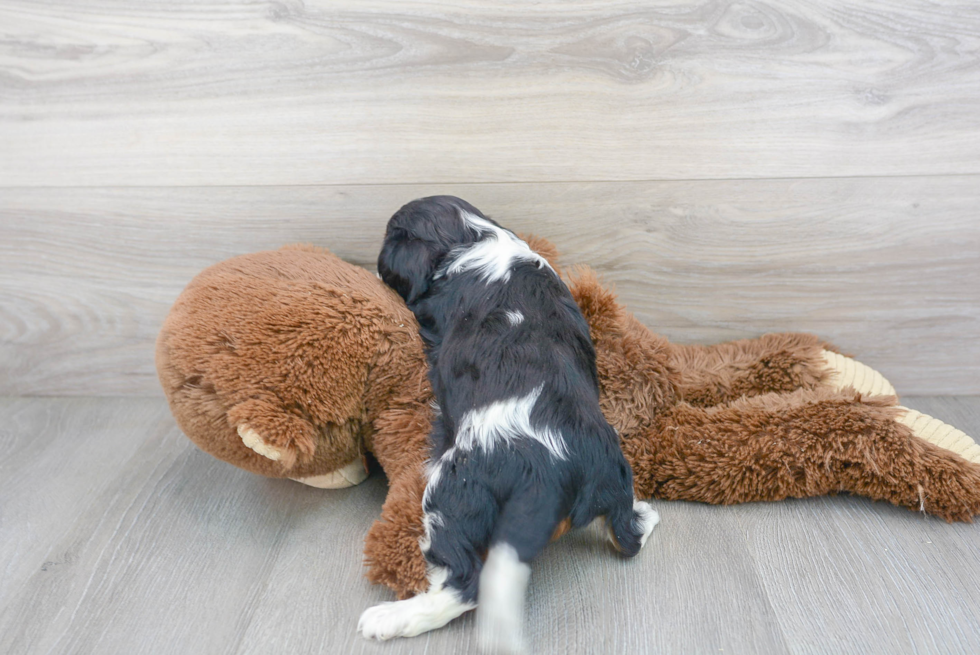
[377,233,442,306]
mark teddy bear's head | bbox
[156,244,429,488]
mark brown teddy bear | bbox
[156,241,980,600]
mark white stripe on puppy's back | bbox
[456,385,567,460]
[505,310,524,325]
[445,211,554,283]
[423,447,454,507]
[419,511,445,553]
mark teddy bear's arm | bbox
[227,397,320,469]
[361,381,435,600]
[667,333,894,407]
[363,467,430,600]
[623,387,980,522]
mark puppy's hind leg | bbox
[594,462,660,557]
[360,476,495,641]
[604,498,660,556]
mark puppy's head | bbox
[378,195,491,304]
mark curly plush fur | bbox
[156,240,980,600]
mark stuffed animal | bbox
[156,242,980,599]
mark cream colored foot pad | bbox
[898,407,980,464]
[238,424,284,461]
[821,350,896,397]
[292,460,369,489]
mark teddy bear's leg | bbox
[669,333,898,406]
[811,355,979,466]
[623,387,980,522]
[669,333,835,406]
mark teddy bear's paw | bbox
[290,459,369,489]
[238,424,285,461]
[897,407,980,464]
[820,350,896,397]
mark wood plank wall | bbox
[1,1,979,396]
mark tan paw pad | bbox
[821,350,896,397]
[897,407,980,464]
[237,424,284,461]
[291,459,369,489]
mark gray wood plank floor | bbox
[2,395,978,654]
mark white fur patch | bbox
[505,310,524,325]
[595,499,660,551]
[443,211,554,284]
[477,543,531,654]
[633,499,660,548]
[456,385,567,460]
[359,567,475,641]
[423,447,455,507]
[419,511,445,553]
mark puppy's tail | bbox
[477,542,531,654]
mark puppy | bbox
[359,196,659,652]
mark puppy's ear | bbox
[378,232,441,305]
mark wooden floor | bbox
[1,395,978,654]
[3,1,980,653]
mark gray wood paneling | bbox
[1,396,978,654]
[2,177,978,397]
[2,1,980,186]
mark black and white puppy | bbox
[359,196,659,652]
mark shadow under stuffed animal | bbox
[156,237,980,600]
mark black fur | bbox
[378,196,647,604]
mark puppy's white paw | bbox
[237,424,283,461]
[633,499,660,548]
[359,602,409,641]
[358,586,475,641]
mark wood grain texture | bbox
[2,177,978,396]
[734,394,980,655]
[0,398,173,599]
[1,396,978,654]
[2,0,980,186]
